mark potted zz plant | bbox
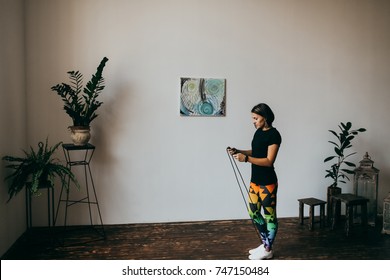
[2,138,80,202]
[324,121,366,221]
[51,57,109,146]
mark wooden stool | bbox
[331,193,369,236]
[298,197,326,230]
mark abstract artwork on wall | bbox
[180,77,226,116]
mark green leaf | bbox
[334,147,342,156]
[344,161,356,167]
[328,141,339,147]
[329,130,338,139]
[324,156,336,162]
[342,169,355,174]
[340,140,351,151]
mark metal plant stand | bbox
[54,143,105,242]
[26,183,55,229]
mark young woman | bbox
[228,103,282,260]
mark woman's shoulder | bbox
[269,127,282,143]
[269,127,280,134]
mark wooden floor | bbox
[2,217,390,260]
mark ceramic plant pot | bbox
[69,126,91,146]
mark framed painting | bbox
[180,77,226,116]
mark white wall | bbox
[2,0,390,255]
[0,0,27,256]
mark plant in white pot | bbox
[324,121,366,221]
[51,57,109,145]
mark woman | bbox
[228,103,282,260]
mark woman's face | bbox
[252,113,267,130]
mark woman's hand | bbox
[233,153,246,162]
[228,147,250,162]
[227,147,238,155]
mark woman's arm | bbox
[238,149,252,156]
[233,144,279,167]
[227,147,252,156]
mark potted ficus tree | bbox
[324,121,366,222]
[51,57,109,146]
[2,138,80,202]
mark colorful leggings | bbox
[248,182,278,250]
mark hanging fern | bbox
[2,138,80,202]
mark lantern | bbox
[383,193,390,234]
[353,152,379,226]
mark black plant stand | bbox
[54,143,105,243]
[26,183,55,229]
[24,182,56,246]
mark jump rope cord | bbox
[226,148,262,240]
[226,149,250,209]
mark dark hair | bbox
[251,103,275,127]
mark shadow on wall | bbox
[92,84,136,166]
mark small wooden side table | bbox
[331,193,369,236]
[298,197,326,230]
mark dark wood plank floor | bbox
[2,217,390,260]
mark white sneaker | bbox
[248,244,264,255]
[249,249,273,260]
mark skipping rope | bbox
[226,147,262,240]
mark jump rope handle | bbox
[226,146,238,155]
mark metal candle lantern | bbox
[383,193,390,234]
[353,152,379,226]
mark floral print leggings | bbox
[248,182,278,250]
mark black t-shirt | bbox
[250,127,282,185]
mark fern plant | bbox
[2,138,80,202]
[324,122,366,188]
[51,57,109,127]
